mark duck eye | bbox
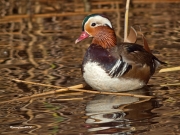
[91,23,96,26]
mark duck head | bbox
[75,14,117,48]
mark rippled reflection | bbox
[0,0,180,134]
[85,95,138,133]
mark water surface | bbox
[0,0,180,134]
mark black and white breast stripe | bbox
[108,58,131,77]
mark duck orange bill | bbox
[75,31,89,44]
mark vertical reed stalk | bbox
[124,0,130,41]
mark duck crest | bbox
[82,14,99,31]
[92,26,117,49]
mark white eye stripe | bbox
[86,15,113,28]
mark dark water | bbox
[0,0,180,134]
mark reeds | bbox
[0,79,153,104]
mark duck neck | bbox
[92,26,117,49]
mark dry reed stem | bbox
[52,98,84,101]
[0,79,153,104]
[12,78,66,89]
[124,0,130,41]
[161,83,180,86]
[159,66,180,73]
[56,92,83,96]
[0,89,66,104]
[133,0,179,3]
[0,79,84,104]
[14,79,152,97]
[13,79,152,98]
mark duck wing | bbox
[108,43,162,79]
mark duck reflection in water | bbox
[84,88,151,134]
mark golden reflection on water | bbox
[0,0,180,134]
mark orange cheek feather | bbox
[85,22,95,36]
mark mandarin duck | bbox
[75,14,165,92]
